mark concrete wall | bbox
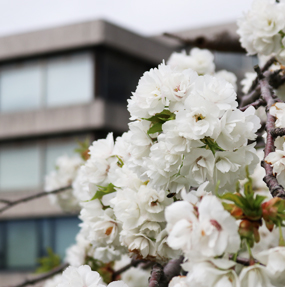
[0,99,129,141]
[0,20,173,64]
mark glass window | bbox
[53,217,80,259]
[98,50,151,104]
[6,220,38,269]
[45,140,79,175]
[41,219,53,252]
[46,52,93,107]
[0,144,41,191]
[0,222,4,268]
[214,52,258,79]
[0,61,42,112]
[0,216,80,270]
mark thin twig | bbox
[0,185,72,214]
[240,98,266,112]
[228,254,262,266]
[163,32,245,53]
[247,56,276,94]
[3,263,68,287]
[239,87,261,108]
[0,199,11,204]
[254,65,285,198]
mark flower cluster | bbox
[237,0,285,63]
[45,155,84,212]
[127,51,260,194]
[42,12,285,284]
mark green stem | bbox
[278,222,285,246]
[246,241,255,265]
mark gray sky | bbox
[0,0,252,37]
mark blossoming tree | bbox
[2,0,285,286]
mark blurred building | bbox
[0,19,172,284]
[0,19,257,285]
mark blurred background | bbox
[0,0,256,284]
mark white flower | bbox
[121,267,150,287]
[195,195,240,257]
[212,144,259,191]
[166,201,198,252]
[72,167,93,202]
[161,120,203,154]
[45,155,83,212]
[175,95,221,141]
[190,75,237,115]
[126,120,153,177]
[277,37,285,64]
[65,226,92,267]
[167,48,215,75]
[216,106,260,151]
[184,259,239,287]
[89,133,114,159]
[245,149,270,194]
[93,246,122,263]
[44,274,62,287]
[137,185,172,222]
[252,224,279,257]
[121,230,156,259]
[139,221,163,239]
[215,70,237,92]
[237,0,285,56]
[256,246,285,287]
[79,199,103,225]
[87,208,121,248]
[178,148,215,187]
[155,229,182,261]
[57,265,105,287]
[169,276,188,287]
[143,139,183,188]
[127,63,168,120]
[270,102,285,128]
[239,264,273,287]
[161,68,198,109]
[265,142,285,187]
[112,187,144,230]
[108,282,129,287]
[241,72,256,94]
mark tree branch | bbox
[163,32,245,53]
[270,127,285,138]
[148,263,166,287]
[240,98,266,112]
[3,263,68,287]
[247,56,276,94]
[162,256,183,285]
[112,258,146,281]
[254,65,285,198]
[0,185,72,214]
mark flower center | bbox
[210,219,222,231]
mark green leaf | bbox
[74,137,91,160]
[201,137,224,155]
[35,247,61,274]
[253,195,267,208]
[147,122,163,134]
[89,183,116,201]
[116,155,124,168]
[220,193,246,208]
